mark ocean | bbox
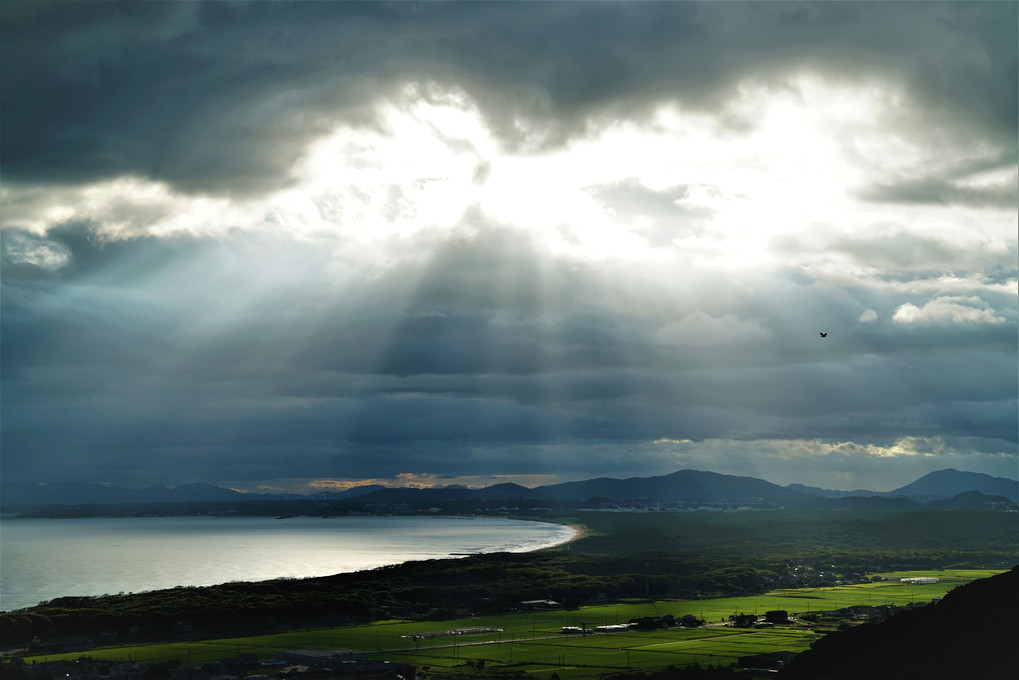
[0,515,576,612]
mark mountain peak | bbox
[890,469,1018,502]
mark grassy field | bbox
[21,569,1002,678]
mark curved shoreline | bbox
[540,522,589,548]
[0,515,576,612]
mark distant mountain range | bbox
[1,468,1016,509]
[786,469,1018,503]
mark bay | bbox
[0,515,576,612]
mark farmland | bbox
[4,507,1015,678]
[17,569,1001,679]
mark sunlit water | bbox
[0,515,576,611]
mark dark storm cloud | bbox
[861,173,1019,209]
[2,1,376,194]
[773,226,1019,278]
[3,218,1015,486]
[3,1,1015,196]
[2,2,1016,490]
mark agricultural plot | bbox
[21,570,1000,678]
[368,627,815,679]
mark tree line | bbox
[2,508,1015,646]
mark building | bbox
[520,599,560,609]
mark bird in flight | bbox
[819,332,828,338]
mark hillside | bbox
[785,483,883,499]
[4,468,1017,512]
[527,469,810,503]
[781,566,1019,679]
[788,469,1018,503]
[889,469,1018,502]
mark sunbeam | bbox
[3,2,1016,491]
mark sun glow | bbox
[4,75,1011,276]
[232,473,565,495]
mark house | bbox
[728,613,757,628]
[520,599,560,609]
[764,609,790,623]
[679,614,702,627]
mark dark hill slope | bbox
[781,565,1019,680]
[324,484,388,498]
[785,483,882,498]
[890,469,1018,502]
[533,469,809,503]
[474,482,535,500]
[342,470,811,506]
[924,490,1017,511]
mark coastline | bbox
[0,514,578,612]
[544,522,589,548]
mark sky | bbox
[2,1,1016,494]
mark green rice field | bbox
[21,569,1002,678]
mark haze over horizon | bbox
[2,1,1017,495]
[7,466,1017,499]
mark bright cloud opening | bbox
[893,296,1006,325]
[9,75,1011,275]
